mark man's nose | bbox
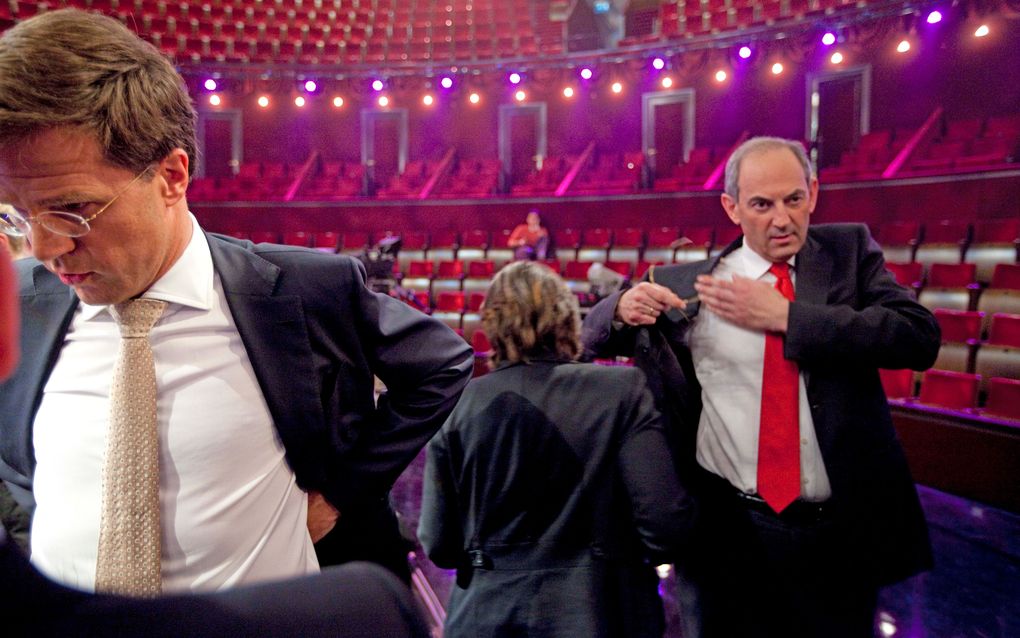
[29,226,75,262]
[772,205,792,227]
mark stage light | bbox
[738,46,752,59]
[208,94,221,106]
[563,86,574,98]
[378,95,389,107]
[661,77,673,88]
[294,96,306,107]
[440,76,454,89]
[715,69,728,82]
[896,39,911,53]
[257,95,270,108]
[333,96,344,108]
[771,62,784,75]
[926,10,942,24]
[514,90,526,102]
[652,57,665,70]
[372,79,384,91]
[304,80,317,93]
[469,92,480,104]
[830,52,844,64]
[423,94,434,106]
[580,67,593,80]
[509,72,522,85]
[611,82,623,93]
[203,78,217,91]
[974,24,989,37]
[821,32,836,46]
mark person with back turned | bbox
[583,136,939,637]
[419,260,695,637]
[0,9,472,596]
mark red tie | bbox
[758,262,800,513]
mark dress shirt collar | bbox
[78,213,213,320]
[734,243,797,281]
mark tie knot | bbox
[110,299,167,338]
[768,262,790,279]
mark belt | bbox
[733,489,831,524]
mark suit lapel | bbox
[0,265,78,476]
[655,235,741,325]
[207,236,325,455]
[794,233,831,308]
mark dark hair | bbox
[482,261,581,366]
[0,9,198,175]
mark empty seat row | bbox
[880,369,1020,421]
[875,219,1019,283]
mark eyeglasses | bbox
[0,169,150,239]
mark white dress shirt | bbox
[31,215,319,592]
[687,245,832,502]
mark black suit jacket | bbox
[0,233,473,566]
[419,360,696,637]
[583,223,939,585]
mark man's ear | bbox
[156,149,189,206]
[721,192,741,226]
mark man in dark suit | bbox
[583,137,939,637]
[0,9,472,595]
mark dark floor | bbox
[393,450,1020,637]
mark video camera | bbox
[359,235,402,292]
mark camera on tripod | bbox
[358,235,402,294]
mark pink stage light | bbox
[371,79,384,91]
[294,96,306,107]
[440,77,454,89]
[821,32,836,46]
[509,72,522,85]
[652,57,665,70]
[580,67,593,80]
[926,10,942,24]
[332,96,344,108]
[304,80,317,93]
[208,94,221,106]
[203,79,217,91]
[738,46,752,59]
[257,95,270,108]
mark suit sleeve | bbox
[416,430,464,568]
[581,289,636,361]
[616,369,695,557]
[785,226,940,371]
[331,258,473,511]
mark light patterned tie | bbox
[95,298,167,596]
[757,263,800,514]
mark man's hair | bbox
[482,261,581,366]
[723,136,813,201]
[0,9,198,176]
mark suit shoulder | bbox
[809,223,872,243]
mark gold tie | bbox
[95,298,167,596]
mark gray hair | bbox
[723,137,813,200]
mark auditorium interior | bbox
[3,0,1019,635]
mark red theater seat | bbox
[918,263,979,312]
[877,221,922,263]
[917,369,980,410]
[249,231,278,244]
[282,231,311,247]
[879,368,915,400]
[983,377,1020,420]
[885,261,923,291]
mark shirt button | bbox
[801,438,808,446]
[802,478,810,485]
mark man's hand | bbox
[307,490,340,543]
[694,274,790,333]
[615,282,687,326]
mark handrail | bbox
[418,147,457,200]
[882,106,943,179]
[555,140,596,197]
[284,150,320,202]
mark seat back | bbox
[917,369,980,410]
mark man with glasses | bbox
[0,9,472,595]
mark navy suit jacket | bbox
[0,232,472,541]
[583,223,940,585]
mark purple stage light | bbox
[204,78,217,91]
[304,80,317,93]
[738,46,752,59]
[652,57,665,70]
[821,32,836,46]
[509,72,522,85]
[371,79,384,91]
[580,67,593,80]
[926,10,942,24]
[440,76,453,89]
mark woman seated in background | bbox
[418,261,695,637]
[507,209,549,260]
